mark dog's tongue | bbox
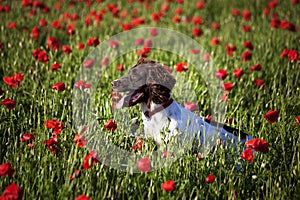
[115,91,143,109]
[115,95,127,109]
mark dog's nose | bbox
[111,80,120,87]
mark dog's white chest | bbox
[141,103,179,145]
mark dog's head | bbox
[111,58,176,109]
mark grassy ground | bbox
[0,0,300,199]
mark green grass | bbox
[1,0,300,199]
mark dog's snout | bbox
[111,80,120,87]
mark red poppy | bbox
[205,174,215,183]
[242,10,251,21]
[287,50,298,62]
[137,47,151,57]
[242,50,252,62]
[108,40,119,49]
[0,41,3,51]
[279,20,296,32]
[263,8,270,17]
[280,48,289,59]
[20,133,35,147]
[190,49,200,54]
[240,148,254,163]
[85,16,92,27]
[254,79,264,87]
[51,20,61,29]
[37,50,49,63]
[250,64,262,72]
[74,134,86,148]
[222,82,234,91]
[70,169,81,181]
[143,39,152,48]
[243,41,254,50]
[44,119,64,135]
[295,116,300,125]
[202,53,210,62]
[205,115,213,122]
[66,25,75,36]
[196,1,204,9]
[1,98,16,110]
[0,182,23,200]
[226,44,236,52]
[3,73,24,88]
[161,151,174,158]
[52,82,65,92]
[162,180,176,191]
[0,162,15,177]
[43,136,60,156]
[270,18,281,28]
[192,28,202,37]
[117,64,124,71]
[184,102,199,112]
[291,0,300,5]
[268,0,278,9]
[264,110,279,124]
[196,153,202,161]
[62,45,72,55]
[121,23,132,31]
[87,37,100,47]
[83,59,94,68]
[137,157,151,172]
[101,57,110,67]
[131,17,144,26]
[51,63,61,72]
[175,62,188,72]
[22,0,32,7]
[245,138,269,153]
[215,69,227,80]
[211,38,220,46]
[82,151,99,169]
[172,16,181,23]
[221,91,229,102]
[71,14,78,21]
[74,80,91,90]
[175,7,183,15]
[11,74,23,83]
[242,25,251,32]
[47,37,60,51]
[77,43,85,50]
[30,26,39,40]
[211,22,220,30]
[132,138,143,151]
[75,194,90,200]
[233,69,244,79]
[161,4,169,12]
[39,18,47,26]
[135,38,144,46]
[8,22,17,29]
[150,27,159,36]
[104,120,117,131]
[232,8,239,16]
[192,16,203,25]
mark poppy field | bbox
[1,0,300,199]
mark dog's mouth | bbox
[115,88,145,109]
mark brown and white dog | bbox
[111,58,252,150]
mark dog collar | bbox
[144,98,174,118]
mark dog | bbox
[111,58,252,152]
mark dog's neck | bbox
[141,97,174,119]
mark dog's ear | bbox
[147,65,176,91]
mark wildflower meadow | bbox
[0,0,300,199]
